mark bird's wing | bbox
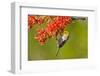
[57,37,65,48]
[58,35,69,48]
[58,37,62,45]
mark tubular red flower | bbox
[45,16,72,37]
[37,18,43,24]
[34,16,72,45]
[34,29,48,45]
[28,15,36,29]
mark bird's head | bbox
[62,31,69,40]
[63,31,69,37]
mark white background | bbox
[0,0,100,76]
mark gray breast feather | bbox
[57,36,69,48]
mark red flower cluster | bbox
[35,16,72,45]
[45,16,72,37]
[34,29,48,45]
[37,18,43,24]
[28,15,36,29]
[28,15,44,29]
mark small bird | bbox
[56,31,69,56]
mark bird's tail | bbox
[56,48,60,56]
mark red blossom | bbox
[37,18,43,24]
[28,15,36,29]
[45,16,72,37]
[34,16,72,45]
[34,29,48,45]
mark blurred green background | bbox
[28,17,88,61]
